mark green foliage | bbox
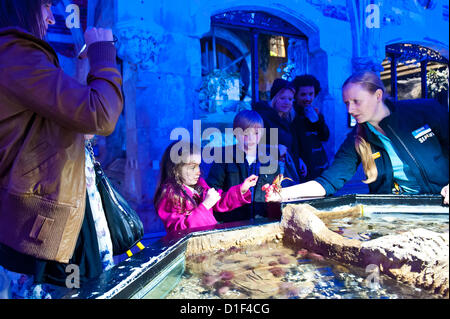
[199,69,241,112]
[427,68,449,97]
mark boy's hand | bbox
[203,188,221,209]
[299,158,308,177]
[262,184,283,202]
[241,175,259,194]
[278,144,288,158]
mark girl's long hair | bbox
[153,140,204,213]
[0,0,54,40]
[342,70,386,184]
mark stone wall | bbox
[54,0,448,234]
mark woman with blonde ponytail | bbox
[265,70,449,203]
[345,70,389,184]
[355,124,377,184]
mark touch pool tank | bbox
[63,194,449,299]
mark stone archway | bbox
[194,1,340,157]
[201,26,252,100]
[383,41,449,104]
[195,1,327,93]
[204,1,321,51]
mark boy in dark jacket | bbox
[206,110,296,222]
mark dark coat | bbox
[206,145,296,222]
[316,99,449,195]
[293,105,330,180]
[253,101,303,179]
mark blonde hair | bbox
[233,110,264,130]
[355,125,377,184]
[271,88,296,122]
[343,71,386,184]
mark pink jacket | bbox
[157,177,251,234]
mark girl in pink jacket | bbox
[154,141,258,234]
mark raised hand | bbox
[441,184,449,205]
[84,27,114,47]
[262,184,282,202]
[202,188,221,209]
[241,175,259,194]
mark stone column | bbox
[115,23,164,207]
[288,37,308,78]
[347,0,385,73]
[115,21,201,233]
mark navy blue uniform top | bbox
[315,99,449,195]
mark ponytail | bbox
[343,70,385,184]
[355,125,377,184]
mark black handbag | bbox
[86,142,145,257]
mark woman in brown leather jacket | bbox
[0,0,123,298]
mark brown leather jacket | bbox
[0,27,123,263]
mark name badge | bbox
[412,124,434,143]
[412,124,431,139]
[372,152,381,160]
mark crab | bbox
[262,174,293,197]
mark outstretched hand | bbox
[262,184,282,202]
[441,184,449,205]
[203,188,221,209]
[241,175,259,194]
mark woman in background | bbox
[254,78,308,180]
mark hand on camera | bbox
[84,28,114,47]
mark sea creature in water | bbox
[278,256,291,265]
[269,267,286,277]
[219,271,234,281]
[296,249,309,257]
[307,252,325,261]
[202,274,220,287]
